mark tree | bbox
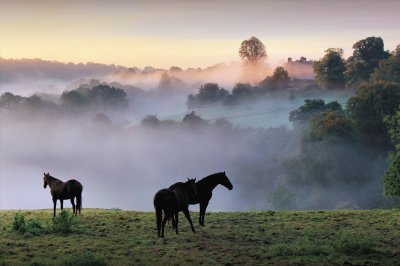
[382,110,400,198]
[141,114,160,127]
[308,110,356,143]
[313,48,345,89]
[238,36,267,65]
[371,44,400,83]
[186,83,229,108]
[182,111,207,126]
[289,99,342,125]
[345,37,390,88]
[0,92,25,109]
[346,81,400,153]
[259,67,290,91]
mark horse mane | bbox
[197,172,224,185]
[45,173,60,183]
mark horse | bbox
[43,172,83,217]
[170,171,233,226]
[153,178,197,238]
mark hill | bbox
[0,209,399,265]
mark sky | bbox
[1,0,399,69]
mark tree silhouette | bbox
[238,36,267,65]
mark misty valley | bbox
[1,0,400,264]
[2,36,400,213]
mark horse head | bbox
[219,171,233,190]
[43,172,50,188]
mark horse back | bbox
[154,189,178,213]
[51,179,82,199]
[66,179,83,192]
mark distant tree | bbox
[289,99,342,125]
[238,36,267,65]
[61,90,87,107]
[61,84,128,109]
[346,81,400,152]
[371,44,400,83]
[187,83,229,108]
[308,110,356,143]
[182,111,207,126]
[259,67,291,91]
[141,114,160,127]
[382,110,400,198]
[345,37,390,87]
[157,72,185,92]
[313,48,345,89]
[231,83,253,98]
[0,92,25,109]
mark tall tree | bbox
[382,110,400,198]
[238,36,267,65]
[259,67,291,91]
[371,44,400,83]
[313,48,345,89]
[345,37,390,88]
[346,81,400,153]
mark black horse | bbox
[43,172,83,217]
[170,172,233,226]
[153,178,197,238]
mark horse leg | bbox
[71,198,76,214]
[155,207,162,237]
[174,212,179,234]
[183,209,196,233]
[52,197,57,217]
[161,214,169,238]
[76,194,82,215]
[60,199,63,211]
[199,201,209,226]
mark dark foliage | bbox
[345,37,390,88]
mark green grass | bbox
[0,209,399,265]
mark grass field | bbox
[0,209,399,265]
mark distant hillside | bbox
[0,58,129,83]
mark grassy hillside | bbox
[0,209,399,265]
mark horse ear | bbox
[187,177,189,181]
[194,178,196,181]
[43,172,46,176]
[47,172,49,176]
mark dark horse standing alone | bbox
[170,172,233,226]
[43,172,83,217]
[153,178,197,238]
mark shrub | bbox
[332,230,376,255]
[58,252,107,266]
[11,212,46,236]
[51,210,85,234]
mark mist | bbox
[0,57,392,212]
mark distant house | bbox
[285,56,314,79]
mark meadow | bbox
[0,209,399,265]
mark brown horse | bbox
[43,172,83,217]
[153,178,197,238]
[170,172,233,226]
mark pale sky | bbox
[1,0,399,68]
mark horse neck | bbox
[201,174,221,191]
[47,176,59,187]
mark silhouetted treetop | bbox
[313,48,345,89]
[345,36,390,87]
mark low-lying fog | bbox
[3,59,379,212]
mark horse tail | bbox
[76,193,82,214]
